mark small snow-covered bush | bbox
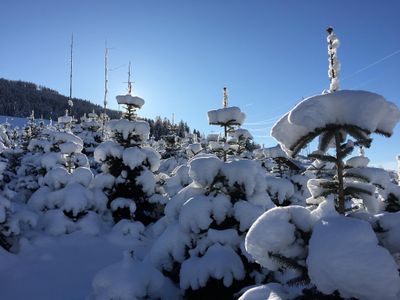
[146,155,276,299]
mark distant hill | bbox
[0,78,200,140]
[0,78,120,120]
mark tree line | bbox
[0,78,201,140]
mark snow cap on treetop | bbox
[271,90,400,156]
[116,94,145,108]
[208,107,246,126]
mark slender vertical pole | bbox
[69,34,73,101]
[102,42,108,138]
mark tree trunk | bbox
[334,131,345,214]
[223,125,227,162]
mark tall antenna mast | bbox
[102,41,109,138]
[69,34,73,100]
[127,61,132,95]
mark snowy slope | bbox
[0,233,132,300]
[0,115,52,127]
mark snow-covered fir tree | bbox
[243,27,400,300]
[144,154,276,299]
[208,87,246,161]
[94,75,163,225]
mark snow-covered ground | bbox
[0,233,127,300]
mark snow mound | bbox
[107,119,150,142]
[208,107,246,125]
[262,145,288,158]
[116,94,145,108]
[94,141,123,163]
[58,115,72,124]
[265,176,294,205]
[189,156,273,207]
[245,206,313,271]
[271,90,400,156]
[307,216,400,300]
[91,252,180,300]
[144,222,191,270]
[186,143,203,156]
[239,283,289,300]
[232,128,253,140]
[345,156,370,168]
[179,194,232,233]
[378,212,400,254]
[189,156,222,187]
[53,131,83,146]
[69,167,93,187]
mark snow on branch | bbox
[271,90,400,156]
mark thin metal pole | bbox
[102,42,108,138]
[69,34,73,100]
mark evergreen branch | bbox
[308,153,337,163]
[344,186,373,197]
[269,253,306,273]
[287,273,311,286]
[385,193,400,212]
[318,131,335,153]
[320,188,337,198]
[319,181,338,189]
[353,138,372,148]
[289,124,374,157]
[345,125,369,141]
[340,145,354,158]
[375,129,391,137]
[343,172,370,182]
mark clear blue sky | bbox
[1,0,400,168]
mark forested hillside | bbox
[0,78,199,140]
[0,78,120,119]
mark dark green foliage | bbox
[0,78,120,120]
[346,126,370,144]
[302,124,378,214]
[271,157,302,178]
[296,287,351,300]
[385,193,400,212]
[290,124,372,157]
[308,153,337,163]
[318,131,335,152]
[0,230,12,251]
[63,209,88,221]
[343,186,372,197]
[208,216,238,231]
[340,143,355,158]
[269,253,308,276]
[343,171,369,183]
[145,117,192,141]
[184,277,250,300]
[161,135,181,159]
[183,254,261,300]
[106,160,161,225]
